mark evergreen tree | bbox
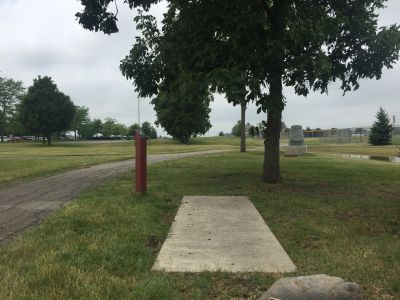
[369,107,392,145]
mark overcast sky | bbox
[1,0,399,135]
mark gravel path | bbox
[0,150,224,244]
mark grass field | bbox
[0,137,264,186]
[1,136,398,186]
[1,135,399,186]
[290,133,400,146]
[309,143,400,157]
[0,151,399,299]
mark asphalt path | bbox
[0,150,225,245]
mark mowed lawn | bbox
[0,137,264,186]
[0,151,399,299]
[309,143,400,157]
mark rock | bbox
[259,274,362,300]
[380,295,394,300]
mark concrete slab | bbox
[152,196,296,273]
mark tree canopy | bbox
[19,76,75,145]
[151,74,212,144]
[0,75,25,142]
[70,105,90,139]
[128,123,141,136]
[140,121,157,139]
[231,120,241,137]
[76,0,400,182]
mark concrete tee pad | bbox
[152,196,296,273]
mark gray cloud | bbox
[1,0,399,136]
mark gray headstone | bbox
[289,125,304,146]
[259,274,362,300]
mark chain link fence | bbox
[282,126,400,145]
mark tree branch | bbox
[115,0,119,17]
[259,0,271,20]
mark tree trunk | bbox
[47,134,51,146]
[42,135,46,145]
[74,130,77,140]
[263,71,284,183]
[240,101,246,153]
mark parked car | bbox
[22,136,35,141]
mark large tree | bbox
[76,0,400,183]
[128,123,141,136]
[79,118,103,139]
[102,117,118,137]
[231,120,241,137]
[208,70,257,152]
[118,13,213,144]
[220,78,250,153]
[20,76,75,146]
[70,105,90,140]
[0,75,25,142]
[149,74,212,144]
[111,122,128,137]
[141,121,157,139]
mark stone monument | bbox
[285,125,307,156]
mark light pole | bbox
[137,96,141,127]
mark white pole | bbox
[138,96,141,127]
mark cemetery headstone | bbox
[286,125,307,156]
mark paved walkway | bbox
[153,196,296,273]
[0,150,224,244]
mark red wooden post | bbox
[135,131,147,193]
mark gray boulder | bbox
[259,274,362,300]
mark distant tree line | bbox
[73,117,157,140]
[0,73,158,145]
[231,120,287,139]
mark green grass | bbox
[0,151,399,299]
[1,136,397,186]
[296,133,400,146]
[309,143,400,157]
[0,137,259,186]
